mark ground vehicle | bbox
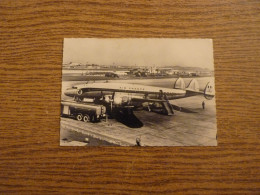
[135,71,148,77]
[105,72,119,78]
[61,100,106,122]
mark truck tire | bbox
[76,113,83,121]
[83,114,90,122]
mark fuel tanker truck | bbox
[61,100,106,122]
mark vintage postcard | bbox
[60,38,217,146]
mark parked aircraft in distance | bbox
[64,78,214,116]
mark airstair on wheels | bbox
[159,91,174,115]
[161,100,174,115]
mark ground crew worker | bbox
[136,138,141,146]
[202,101,205,109]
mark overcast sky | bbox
[63,38,214,70]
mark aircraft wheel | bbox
[83,114,90,122]
[76,113,83,121]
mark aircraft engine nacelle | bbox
[113,96,129,105]
[64,87,89,97]
[64,88,80,97]
[204,82,215,100]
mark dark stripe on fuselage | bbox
[85,88,183,95]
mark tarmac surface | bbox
[60,95,217,146]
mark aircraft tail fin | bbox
[204,82,215,100]
[173,78,185,90]
[186,79,200,92]
[185,79,215,99]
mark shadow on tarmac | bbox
[113,108,143,128]
[171,105,197,113]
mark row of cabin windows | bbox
[118,86,172,94]
[119,86,145,91]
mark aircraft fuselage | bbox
[65,82,186,101]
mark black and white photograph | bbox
[60,38,217,146]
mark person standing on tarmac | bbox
[136,137,141,146]
[202,101,205,110]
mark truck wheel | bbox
[76,113,83,121]
[83,114,90,122]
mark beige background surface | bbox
[0,0,259,194]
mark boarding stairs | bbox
[161,95,174,115]
[161,101,174,115]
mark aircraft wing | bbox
[131,97,167,103]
